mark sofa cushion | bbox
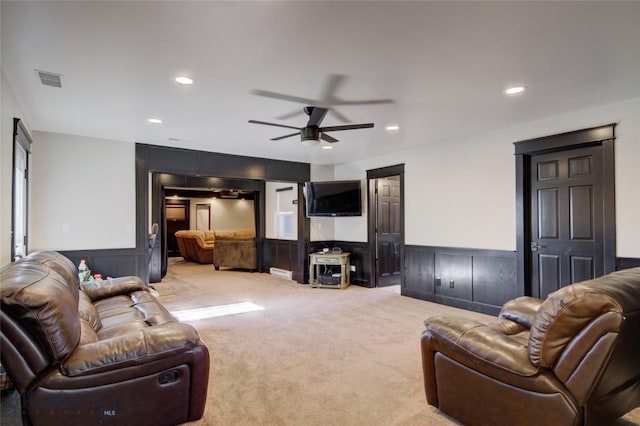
[0,262,81,363]
[78,291,101,331]
[79,318,99,345]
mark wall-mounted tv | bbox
[305,180,362,217]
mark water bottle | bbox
[78,259,88,283]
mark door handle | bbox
[530,242,546,251]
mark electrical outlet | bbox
[350,265,356,272]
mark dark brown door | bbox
[530,146,604,298]
[376,177,402,287]
[166,201,190,257]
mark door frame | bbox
[514,124,616,296]
[367,164,405,288]
[11,118,32,261]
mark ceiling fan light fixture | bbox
[302,139,320,147]
[175,76,194,85]
[504,85,526,95]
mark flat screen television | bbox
[305,180,362,217]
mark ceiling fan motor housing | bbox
[301,126,320,141]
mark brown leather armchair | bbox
[175,230,215,264]
[1,251,210,426]
[421,267,640,426]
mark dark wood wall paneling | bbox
[404,246,518,315]
[617,258,640,270]
[262,239,300,273]
[59,249,145,280]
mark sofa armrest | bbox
[62,322,202,376]
[80,276,146,301]
[499,296,543,329]
[423,315,537,376]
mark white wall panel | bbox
[30,131,135,250]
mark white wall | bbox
[0,71,31,265]
[265,181,298,240]
[211,198,255,231]
[333,97,640,258]
[30,131,136,250]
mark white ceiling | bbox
[2,1,639,165]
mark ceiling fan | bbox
[248,106,374,145]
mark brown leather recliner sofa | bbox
[421,267,640,426]
[175,229,215,264]
[1,251,210,426]
[213,229,257,271]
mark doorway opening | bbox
[149,173,264,282]
[367,164,405,288]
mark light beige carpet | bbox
[2,258,639,425]
[155,258,640,426]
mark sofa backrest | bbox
[1,261,81,365]
[18,250,80,304]
[528,268,640,369]
[213,229,255,240]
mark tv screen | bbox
[305,180,362,217]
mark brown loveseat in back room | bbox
[0,251,210,426]
[175,229,215,263]
[213,229,257,271]
[421,267,640,426]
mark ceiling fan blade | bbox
[320,123,374,132]
[333,98,394,106]
[248,120,301,131]
[251,89,318,106]
[270,132,300,141]
[321,133,339,143]
[275,109,305,120]
[328,107,351,124]
[320,74,346,100]
[307,107,328,127]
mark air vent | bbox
[35,70,62,88]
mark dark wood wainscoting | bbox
[404,246,518,315]
[617,257,640,270]
[405,245,640,315]
[59,248,145,280]
[262,239,302,280]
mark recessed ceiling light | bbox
[322,145,333,150]
[148,118,163,124]
[385,124,400,132]
[175,76,193,85]
[504,86,526,95]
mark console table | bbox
[309,252,350,289]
